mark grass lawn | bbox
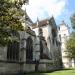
[26,69,75,75]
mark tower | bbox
[58,21,70,68]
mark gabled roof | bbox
[32,17,57,30]
[32,19,49,29]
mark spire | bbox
[23,0,29,4]
[24,8,27,30]
[25,8,26,19]
[52,15,54,18]
[24,8,27,24]
[25,8,28,20]
[24,8,28,21]
[61,20,66,25]
[36,17,39,27]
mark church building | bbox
[0,12,62,74]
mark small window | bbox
[48,36,51,44]
[52,38,55,44]
[64,34,66,36]
[59,35,61,41]
[59,27,60,30]
[40,40,43,59]
[56,40,58,46]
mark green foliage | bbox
[70,13,75,29]
[0,0,26,46]
[66,36,75,58]
[67,13,75,58]
[0,0,24,30]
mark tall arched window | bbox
[40,40,43,59]
[26,37,33,63]
[7,31,19,61]
[7,41,19,61]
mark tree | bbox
[66,36,75,59]
[65,13,75,61]
[70,13,75,29]
[0,0,28,46]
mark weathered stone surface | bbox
[0,17,63,74]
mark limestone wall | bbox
[0,46,7,60]
[23,64,35,72]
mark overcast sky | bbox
[22,0,75,30]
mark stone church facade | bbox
[0,13,62,74]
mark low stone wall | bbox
[0,63,20,74]
[23,64,35,72]
[38,59,62,72]
[38,64,46,71]
[0,61,62,74]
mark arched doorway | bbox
[40,40,43,59]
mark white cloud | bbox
[22,0,68,22]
